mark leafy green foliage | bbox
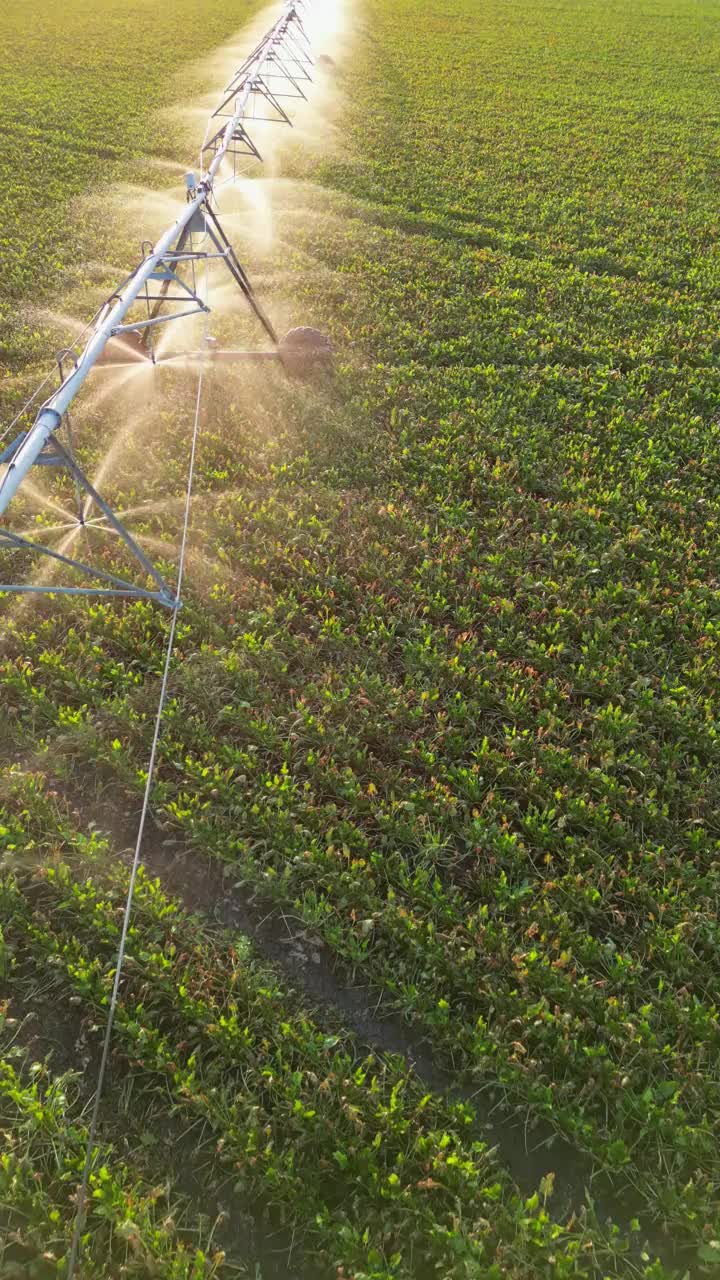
[0,799,675,1278]
[0,1020,228,1278]
[3,0,720,1272]
[0,0,263,305]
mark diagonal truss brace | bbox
[0,0,313,608]
[0,436,177,605]
[132,198,279,350]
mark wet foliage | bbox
[2,0,720,1274]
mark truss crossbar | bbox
[0,432,177,604]
[0,0,308,523]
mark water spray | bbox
[0,0,331,607]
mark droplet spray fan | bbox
[140,173,333,376]
[0,0,331,607]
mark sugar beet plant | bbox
[3,0,720,1274]
[0,772,674,1280]
[0,1022,229,1278]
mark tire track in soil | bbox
[111,811,693,1275]
[1,921,305,1280]
[6,755,688,1269]
[83,796,615,1221]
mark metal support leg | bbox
[201,201,279,344]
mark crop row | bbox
[0,0,267,306]
[0,1018,228,1278]
[3,555,720,1260]
[3,0,720,1271]
[0,768,679,1279]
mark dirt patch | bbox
[8,772,685,1266]
[82,795,603,1215]
[0,976,303,1280]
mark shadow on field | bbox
[1,965,305,1280]
[1,740,688,1272]
[82,794,621,1225]
[102,805,693,1277]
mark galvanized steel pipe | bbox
[0,0,305,518]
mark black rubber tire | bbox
[278,327,333,377]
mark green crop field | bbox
[2,0,720,1275]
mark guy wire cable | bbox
[65,366,204,1280]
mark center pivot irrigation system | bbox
[0,0,331,609]
[1,6,335,1275]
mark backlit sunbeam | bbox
[0,0,332,609]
